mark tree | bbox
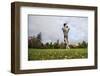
[49,42,53,49]
[28,36,33,48]
[45,42,49,49]
[78,41,88,48]
[53,40,60,49]
[37,32,42,42]
[81,41,87,48]
[28,32,43,48]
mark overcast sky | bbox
[28,15,88,44]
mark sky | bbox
[28,15,88,44]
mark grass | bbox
[28,48,88,60]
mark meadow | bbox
[28,48,88,60]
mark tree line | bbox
[28,33,88,49]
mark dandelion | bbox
[64,56,68,58]
[82,56,84,58]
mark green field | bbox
[28,48,88,60]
